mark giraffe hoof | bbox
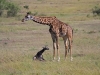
[71,57,73,61]
[57,57,60,62]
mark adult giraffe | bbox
[22,12,73,61]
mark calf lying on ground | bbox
[33,46,49,61]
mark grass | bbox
[0,56,100,75]
[0,0,100,75]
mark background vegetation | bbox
[0,0,20,17]
[0,0,100,75]
[92,5,100,16]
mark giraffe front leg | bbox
[53,42,56,61]
[65,43,68,59]
[56,37,60,62]
[69,38,73,61]
[50,34,56,61]
[57,45,60,62]
[63,37,68,60]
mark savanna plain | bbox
[0,0,100,75]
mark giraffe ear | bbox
[27,12,31,15]
[52,16,56,19]
[27,12,29,15]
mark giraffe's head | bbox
[22,12,33,22]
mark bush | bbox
[6,3,20,17]
[0,0,6,9]
[0,0,6,16]
[92,6,100,16]
[0,0,20,17]
[23,5,29,9]
[0,10,3,16]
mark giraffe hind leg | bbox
[57,44,60,61]
[53,42,56,61]
[63,36,68,59]
[69,38,73,61]
[56,37,60,62]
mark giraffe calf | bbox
[33,46,49,61]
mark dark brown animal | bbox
[33,46,49,61]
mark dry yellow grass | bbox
[0,0,100,75]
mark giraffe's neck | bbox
[32,16,56,25]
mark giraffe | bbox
[22,12,73,61]
[33,46,49,61]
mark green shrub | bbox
[92,6,100,16]
[0,10,3,16]
[0,0,6,9]
[0,0,20,17]
[6,3,20,17]
[23,5,29,9]
[0,0,6,16]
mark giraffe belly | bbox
[59,32,66,37]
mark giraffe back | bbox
[49,18,73,37]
